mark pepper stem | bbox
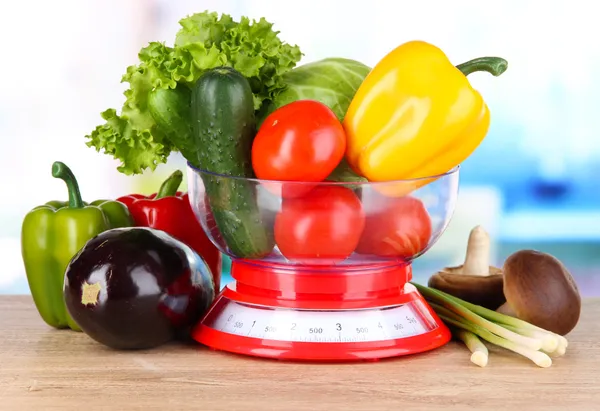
[155,170,183,199]
[52,161,84,209]
[456,57,508,77]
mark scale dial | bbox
[203,299,434,343]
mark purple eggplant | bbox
[63,227,215,350]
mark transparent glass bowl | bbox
[187,163,459,268]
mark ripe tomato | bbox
[274,186,365,264]
[252,100,347,184]
[356,195,432,259]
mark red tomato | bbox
[258,180,317,200]
[274,186,365,264]
[356,196,432,259]
[252,100,347,184]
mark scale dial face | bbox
[202,298,436,343]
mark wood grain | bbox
[1,295,598,411]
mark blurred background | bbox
[1,0,599,296]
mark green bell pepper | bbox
[21,161,134,330]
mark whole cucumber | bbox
[191,66,274,259]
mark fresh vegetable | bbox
[191,66,274,258]
[85,11,302,175]
[116,170,222,290]
[428,226,505,310]
[147,86,196,163]
[252,100,346,184]
[258,58,370,126]
[275,186,365,264]
[497,249,581,336]
[355,195,431,259]
[343,40,508,184]
[258,57,372,184]
[412,282,568,368]
[64,227,215,350]
[21,161,134,331]
[451,328,488,368]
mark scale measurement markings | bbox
[211,302,429,343]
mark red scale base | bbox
[192,260,451,361]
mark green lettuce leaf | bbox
[86,109,174,174]
[85,11,302,175]
[258,57,372,182]
[174,13,302,109]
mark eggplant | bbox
[63,227,215,350]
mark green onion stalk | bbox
[410,282,568,368]
[451,327,488,368]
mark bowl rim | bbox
[186,162,460,186]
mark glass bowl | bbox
[187,163,459,270]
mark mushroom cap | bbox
[427,265,505,310]
[502,250,581,336]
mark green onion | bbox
[412,282,543,351]
[409,281,569,367]
[422,284,567,351]
[501,323,559,354]
[439,313,552,368]
[451,327,489,367]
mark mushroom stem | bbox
[462,225,491,276]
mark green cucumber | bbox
[147,85,196,161]
[191,66,274,259]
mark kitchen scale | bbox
[187,163,459,361]
[191,261,450,361]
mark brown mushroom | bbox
[428,225,505,310]
[497,250,581,336]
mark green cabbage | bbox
[86,11,302,175]
[258,57,372,182]
[258,57,371,124]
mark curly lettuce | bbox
[86,11,302,175]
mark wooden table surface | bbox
[1,295,599,411]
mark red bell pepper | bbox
[117,170,222,290]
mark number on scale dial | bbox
[208,301,431,343]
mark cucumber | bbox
[191,66,274,259]
[147,85,196,162]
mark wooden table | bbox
[1,296,598,410]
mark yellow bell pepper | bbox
[343,40,507,184]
